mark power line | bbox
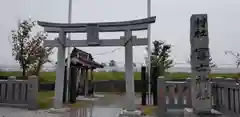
[94,35,134,56]
[94,47,122,56]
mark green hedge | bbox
[0,71,239,83]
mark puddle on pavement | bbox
[66,107,121,117]
[62,94,142,117]
[65,97,123,117]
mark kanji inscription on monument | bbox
[190,14,212,112]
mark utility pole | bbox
[66,0,73,102]
[147,0,152,104]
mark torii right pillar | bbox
[184,14,224,117]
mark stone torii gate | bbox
[37,17,156,111]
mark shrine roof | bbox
[65,48,103,68]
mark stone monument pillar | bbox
[190,14,211,112]
[184,14,224,117]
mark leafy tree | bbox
[109,60,116,67]
[151,40,173,68]
[150,40,173,77]
[27,33,54,76]
[11,19,53,76]
[11,19,34,76]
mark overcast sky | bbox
[0,0,240,67]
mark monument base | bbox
[184,108,225,117]
[117,108,143,117]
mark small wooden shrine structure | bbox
[63,47,103,103]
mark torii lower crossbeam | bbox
[44,38,148,47]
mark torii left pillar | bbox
[54,29,66,108]
[124,30,135,110]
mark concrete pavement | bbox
[0,93,144,117]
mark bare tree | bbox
[225,51,240,68]
[209,57,217,68]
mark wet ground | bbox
[0,93,143,117]
[64,93,143,117]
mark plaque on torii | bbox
[37,17,156,112]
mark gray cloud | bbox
[0,0,240,67]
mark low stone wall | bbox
[39,80,144,92]
[0,76,38,110]
[39,78,239,92]
[1,76,237,92]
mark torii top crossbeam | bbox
[38,16,156,32]
[37,17,156,47]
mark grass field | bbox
[38,91,90,109]
[0,71,239,83]
[38,91,54,109]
